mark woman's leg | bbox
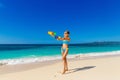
[62,49,68,74]
[62,57,68,74]
[61,49,66,74]
[62,59,66,74]
[64,49,68,71]
[65,57,68,71]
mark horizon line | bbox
[0,41,120,45]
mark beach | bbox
[1,0,120,79]
[0,55,120,80]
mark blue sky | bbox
[0,0,120,44]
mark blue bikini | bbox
[61,40,69,53]
[63,40,69,45]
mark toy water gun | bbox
[48,31,61,40]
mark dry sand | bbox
[0,56,120,80]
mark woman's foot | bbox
[61,68,68,74]
[62,70,66,74]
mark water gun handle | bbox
[55,36,61,40]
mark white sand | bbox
[0,56,120,80]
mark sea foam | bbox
[0,50,120,65]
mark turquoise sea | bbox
[0,44,120,65]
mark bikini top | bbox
[63,40,69,44]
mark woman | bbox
[58,30,70,74]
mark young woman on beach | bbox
[58,30,70,74]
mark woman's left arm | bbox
[67,37,70,41]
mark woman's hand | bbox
[57,37,64,40]
[57,37,61,40]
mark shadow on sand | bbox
[66,66,96,74]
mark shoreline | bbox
[0,54,120,75]
[0,55,120,80]
[0,50,120,66]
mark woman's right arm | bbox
[57,37,64,40]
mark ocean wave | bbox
[0,56,61,65]
[0,50,120,65]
